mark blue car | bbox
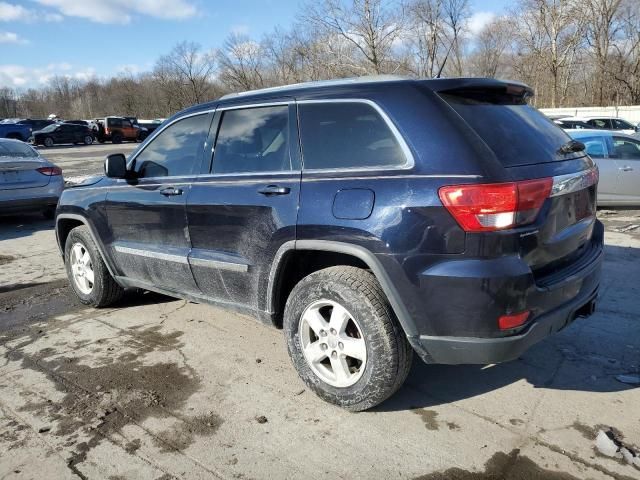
[0,138,64,218]
[55,77,602,410]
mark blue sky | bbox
[0,0,513,89]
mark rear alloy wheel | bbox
[64,225,124,307]
[284,266,413,411]
[83,135,93,145]
[44,137,54,147]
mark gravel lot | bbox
[0,144,639,479]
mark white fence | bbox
[539,106,640,124]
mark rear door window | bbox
[439,89,578,167]
[298,102,407,170]
[588,119,611,129]
[612,137,640,159]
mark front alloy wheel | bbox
[299,300,367,388]
[70,242,94,295]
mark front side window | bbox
[134,114,210,178]
[589,119,611,129]
[579,136,608,158]
[212,105,291,174]
[612,136,640,159]
[298,102,407,170]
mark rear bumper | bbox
[409,285,598,364]
[407,220,604,365]
[0,196,60,214]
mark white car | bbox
[560,116,638,136]
[568,129,640,206]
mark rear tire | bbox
[64,226,124,307]
[284,266,413,411]
[83,135,93,145]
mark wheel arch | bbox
[267,240,417,337]
[56,213,119,280]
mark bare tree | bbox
[303,0,404,74]
[515,0,586,107]
[154,41,217,107]
[468,16,514,77]
[218,34,267,91]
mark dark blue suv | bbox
[56,77,603,411]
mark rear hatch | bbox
[436,83,598,283]
[0,157,51,190]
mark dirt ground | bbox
[0,144,639,479]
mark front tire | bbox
[64,226,124,307]
[44,137,54,147]
[284,266,412,411]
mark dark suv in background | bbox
[55,77,603,411]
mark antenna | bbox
[435,39,456,79]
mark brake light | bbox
[438,178,552,232]
[36,166,62,176]
[498,311,530,330]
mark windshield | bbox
[40,124,58,133]
[439,89,578,166]
[0,141,38,158]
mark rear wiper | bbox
[558,140,585,155]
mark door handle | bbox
[258,185,291,196]
[619,166,633,172]
[160,187,183,196]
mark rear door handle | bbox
[258,185,291,196]
[619,166,633,172]
[160,187,183,196]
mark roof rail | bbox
[219,75,410,100]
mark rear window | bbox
[0,141,37,157]
[439,89,577,167]
[298,102,407,170]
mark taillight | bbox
[498,311,530,330]
[36,166,62,176]
[438,178,552,232]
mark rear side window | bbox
[439,89,577,167]
[0,141,37,157]
[298,102,407,170]
[212,105,291,174]
[134,114,210,178]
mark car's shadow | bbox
[0,214,54,241]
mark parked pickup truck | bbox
[0,122,32,142]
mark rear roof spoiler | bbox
[421,78,534,98]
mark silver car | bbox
[567,129,640,206]
[0,138,64,218]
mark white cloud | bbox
[0,31,28,44]
[33,0,198,24]
[0,64,96,89]
[467,11,496,36]
[0,1,62,22]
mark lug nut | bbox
[320,343,328,350]
[330,328,337,335]
[320,330,327,337]
[338,342,344,350]
[331,351,337,358]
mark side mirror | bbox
[104,153,127,178]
